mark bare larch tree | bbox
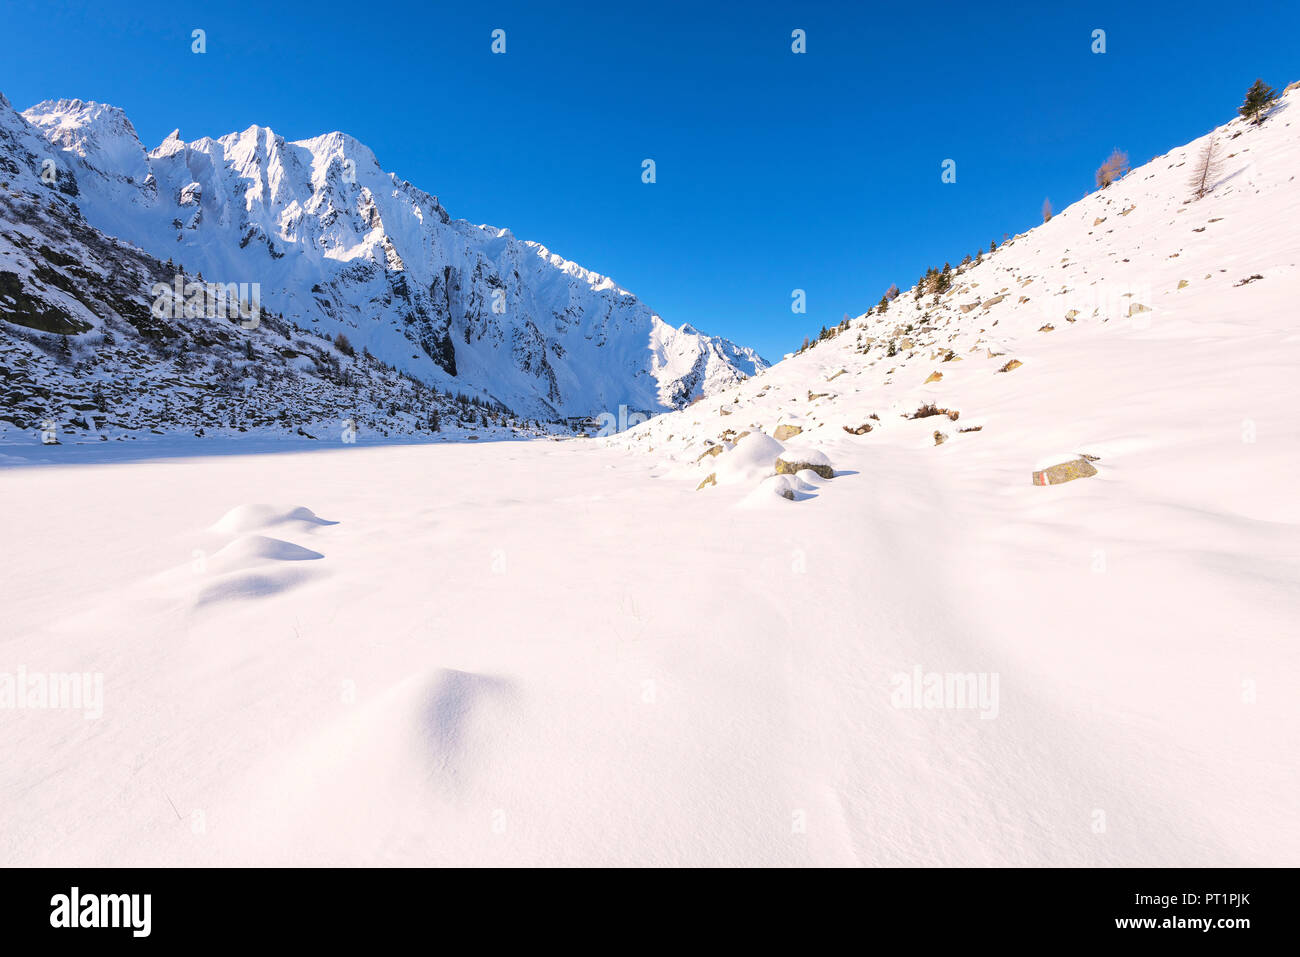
[1188,134,1224,201]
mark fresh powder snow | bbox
[1,87,1297,867]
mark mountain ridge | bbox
[6,93,765,421]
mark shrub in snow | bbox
[1096,149,1130,189]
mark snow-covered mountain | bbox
[0,92,557,445]
[612,82,1300,509]
[3,85,1297,869]
[6,94,765,421]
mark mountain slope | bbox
[2,91,1296,868]
[0,94,540,446]
[616,86,1300,510]
[582,88,1300,864]
[13,96,765,419]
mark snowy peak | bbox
[23,98,150,184]
[0,96,78,198]
[5,92,765,418]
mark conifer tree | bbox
[1238,79,1279,126]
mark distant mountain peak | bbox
[3,91,766,420]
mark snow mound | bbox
[417,669,517,786]
[210,504,334,534]
[211,535,324,566]
[194,568,317,607]
[739,474,802,506]
[778,447,831,468]
[714,431,785,485]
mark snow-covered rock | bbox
[775,447,834,480]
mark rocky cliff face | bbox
[11,95,766,419]
[0,93,550,445]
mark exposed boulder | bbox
[773,423,803,441]
[775,448,834,480]
[1032,457,1099,486]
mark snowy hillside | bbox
[613,85,1300,512]
[7,95,765,421]
[1,88,1296,868]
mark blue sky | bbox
[4,0,1297,361]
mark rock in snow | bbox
[1032,457,1099,486]
[775,448,834,480]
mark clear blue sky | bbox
[4,0,1296,361]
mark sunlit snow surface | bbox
[1,93,1298,866]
